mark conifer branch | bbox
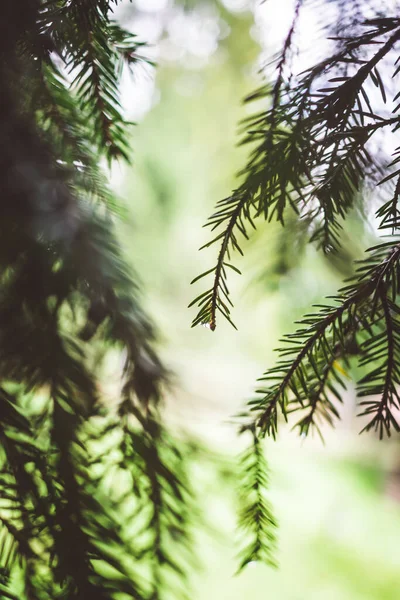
[237,430,277,571]
[248,242,400,437]
[191,14,400,329]
[0,1,194,597]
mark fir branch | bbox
[289,341,345,440]
[248,241,400,437]
[0,2,194,597]
[357,291,400,438]
[237,431,277,571]
[191,1,305,330]
[191,12,400,329]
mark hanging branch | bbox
[190,1,306,330]
[189,2,400,572]
[191,15,400,330]
[237,430,277,571]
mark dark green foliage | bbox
[0,1,196,598]
[191,0,400,570]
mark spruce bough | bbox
[192,2,400,568]
[0,2,193,599]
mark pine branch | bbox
[289,341,345,440]
[247,241,400,438]
[190,2,305,330]
[237,431,277,571]
[0,2,195,597]
[191,13,400,329]
[357,291,400,438]
[58,2,146,162]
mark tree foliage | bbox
[191,0,400,568]
[5,0,400,587]
[0,2,197,599]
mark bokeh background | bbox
[111,1,400,598]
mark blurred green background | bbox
[113,1,400,598]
